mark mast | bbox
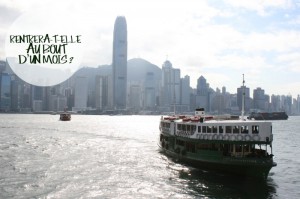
[241,74,245,120]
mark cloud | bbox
[225,0,296,16]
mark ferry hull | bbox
[159,143,275,180]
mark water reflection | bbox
[165,157,277,198]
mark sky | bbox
[0,0,300,97]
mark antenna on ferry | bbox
[241,74,245,120]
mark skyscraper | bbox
[0,73,11,111]
[161,60,181,112]
[112,16,127,110]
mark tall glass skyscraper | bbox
[112,16,127,110]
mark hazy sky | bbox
[0,0,299,97]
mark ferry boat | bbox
[59,112,71,121]
[158,76,277,179]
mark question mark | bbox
[69,57,74,63]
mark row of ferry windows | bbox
[177,124,259,134]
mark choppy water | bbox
[0,114,299,198]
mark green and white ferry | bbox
[159,77,277,179]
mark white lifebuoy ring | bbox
[230,135,236,141]
[253,135,260,141]
[218,134,223,140]
[212,134,218,140]
[245,135,251,141]
[224,134,229,140]
[203,134,208,140]
[237,134,243,141]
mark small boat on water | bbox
[158,75,277,179]
[60,112,71,121]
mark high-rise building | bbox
[95,75,109,110]
[237,86,251,112]
[0,73,11,111]
[129,85,141,112]
[112,16,127,110]
[144,72,156,110]
[195,76,209,111]
[73,76,88,112]
[253,87,267,111]
[161,60,180,112]
[180,75,190,112]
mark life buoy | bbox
[203,134,208,140]
[245,135,251,141]
[218,134,223,140]
[224,135,229,140]
[199,134,204,139]
[230,135,236,141]
[237,135,243,141]
[212,134,218,140]
[253,135,260,141]
[208,134,213,140]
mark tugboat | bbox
[158,75,277,179]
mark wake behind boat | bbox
[158,75,277,179]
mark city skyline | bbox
[0,0,299,97]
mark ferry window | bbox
[233,126,239,134]
[212,126,218,133]
[252,125,259,134]
[219,126,224,133]
[226,126,232,133]
[241,126,249,134]
[191,125,196,132]
[202,126,207,133]
[177,124,182,130]
[182,125,186,131]
[207,126,212,133]
[187,125,191,132]
[198,126,201,133]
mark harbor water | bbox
[0,114,299,198]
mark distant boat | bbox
[249,112,288,120]
[60,113,71,121]
[60,108,71,121]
